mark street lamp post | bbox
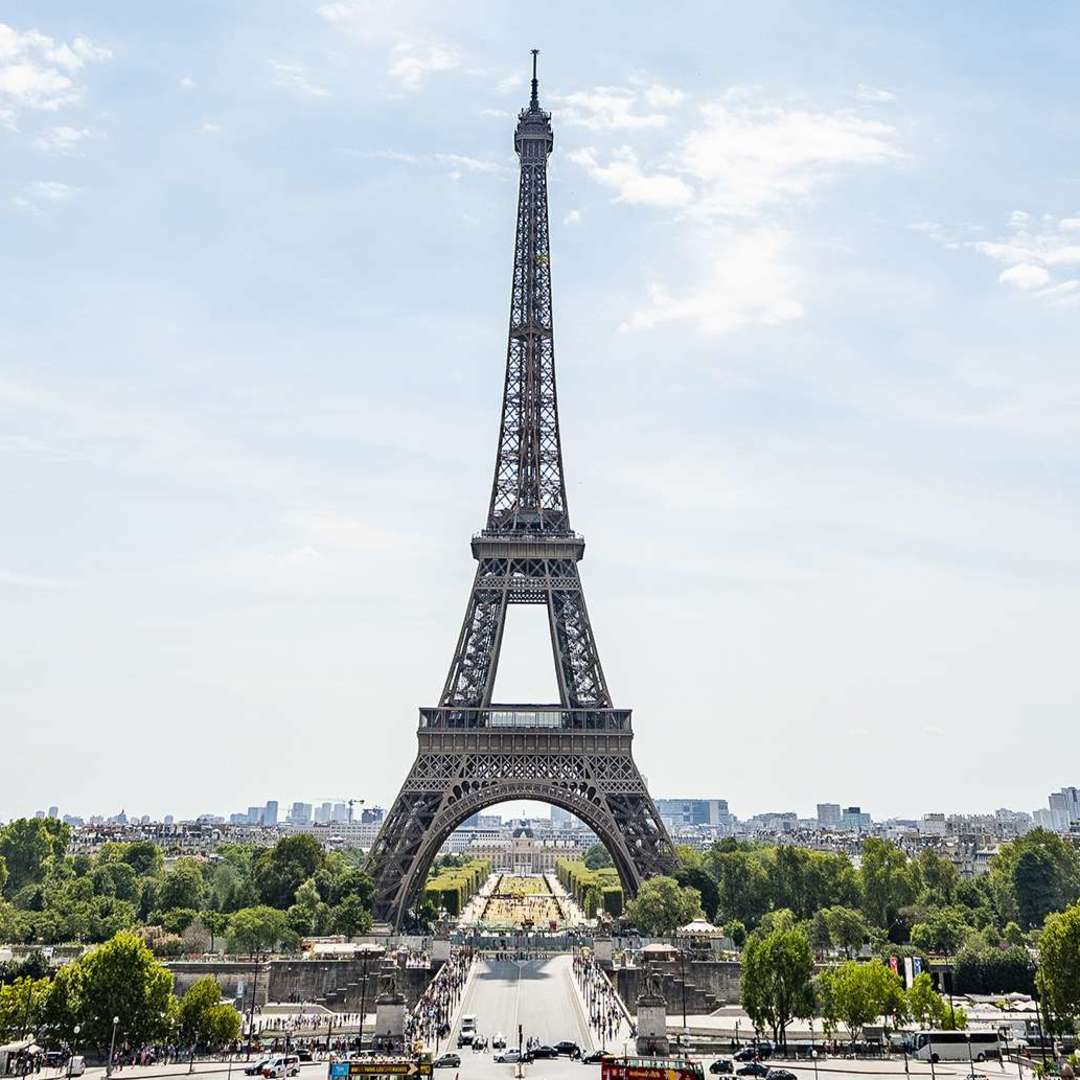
[67,1025,81,1080]
[246,951,262,1062]
[965,1032,975,1076]
[106,1017,120,1079]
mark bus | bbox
[912,1031,1001,1063]
[602,1057,705,1080]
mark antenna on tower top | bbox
[530,48,539,109]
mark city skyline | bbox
[3,4,1079,822]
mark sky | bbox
[2,2,1079,826]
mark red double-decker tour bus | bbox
[602,1058,704,1080]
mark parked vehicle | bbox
[582,1051,615,1065]
[555,1041,582,1058]
[245,1060,272,1076]
[912,1031,1000,1064]
[263,1055,300,1078]
[708,1061,733,1075]
[434,1053,461,1069]
[528,1045,559,1060]
[494,1049,522,1063]
[735,1064,769,1078]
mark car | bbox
[555,1042,582,1058]
[582,1051,615,1065]
[709,1062,734,1075]
[434,1054,461,1069]
[492,1034,507,1049]
[245,1061,272,1077]
[733,1049,756,1063]
[735,1065,769,1078]
[528,1046,559,1060]
[263,1056,300,1079]
[494,1049,522,1064]
[296,1050,314,1063]
[766,1071,797,1080]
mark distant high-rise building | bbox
[550,806,574,826]
[817,803,842,829]
[314,802,333,825]
[920,813,947,836]
[840,806,872,831]
[655,799,731,829]
[164,815,174,826]
[1047,787,1080,833]
[332,802,349,823]
[230,812,248,825]
[47,806,58,819]
[34,810,45,819]
[264,801,279,826]
[289,802,313,825]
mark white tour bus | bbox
[912,1030,1001,1063]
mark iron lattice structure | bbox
[367,55,674,927]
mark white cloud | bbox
[32,123,96,154]
[641,83,685,109]
[198,121,223,135]
[568,146,692,208]
[555,86,673,130]
[178,75,196,90]
[270,60,330,98]
[13,179,79,214]
[563,209,581,226]
[387,42,459,92]
[999,263,1049,291]
[856,83,896,103]
[927,211,1080,309]
[0,22,110,119]
[679,97,901,217]
[621,227,804,334]
[369,148,505,180]
[496,72,523,94]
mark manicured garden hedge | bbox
[556,858,623,917]
[425,858,492,916]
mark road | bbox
[442,956,600,1080]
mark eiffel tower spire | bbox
[488,48,568,534]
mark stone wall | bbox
[167,959,438,1013]
[614,960,742,1010]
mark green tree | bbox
[860,840,919,934]
[706,847,771,928]
[64,930,177,1052]
[332,895,373,938]
[203,911,230,953]
[909,906,974,955]
[906,972,948,1028]
[916,849,960,905]
[740,925,815,1047]
[584,844,613,870]
[1038,901,1080,1020]
[624,876,701,936]
[831,960,907,1044]
[177,977,241,1050]
[987,829,1080,929]
[253,835,325,908]
[0,857,7,897]
[159,859,206,913]
[824,906,869,958]
[725,920,747,948]
[226,906,287,955]
[953,941,1035,995]
[0,976,51,1042]
[810,911,831,957]
[0,820,55,895]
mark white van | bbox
[262,1056,300,1078]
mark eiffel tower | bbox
[367,53,674,928]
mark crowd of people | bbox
[574,952,630,1050]
[405,949,471,1050]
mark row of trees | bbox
[0,932,240,1053]
[0,820,375,953]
